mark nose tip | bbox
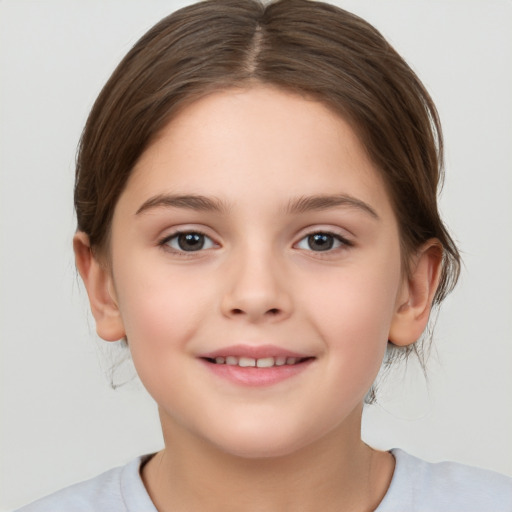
[221,258,292,323]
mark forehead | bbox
[121,85,394,219]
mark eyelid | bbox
[158,227,219,254]
[156,225,353,255]
[293,227,354,252]
[295,225,353,243]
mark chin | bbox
[205,422,324,460]
[216,438,306,460]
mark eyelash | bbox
[159,230,217,255]
[158,230,353,255]
[295,231,353,253]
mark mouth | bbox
[199,345,315,386]
[202,355,313,368]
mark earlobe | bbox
[389,240,443,347]
[73,232,126,342]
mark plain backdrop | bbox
[1,1,511,510]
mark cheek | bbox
[112,268,214,408]
[300,256,401,369]
[113,265,212,359]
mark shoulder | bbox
[14,455,157,512]
[377,448,512,512]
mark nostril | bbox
[230,307,280,316]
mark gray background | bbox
[1,1,511,510]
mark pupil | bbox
[308,233,333,251]
[178,233,204,251]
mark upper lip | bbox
[199,344,313,360]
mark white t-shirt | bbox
[15,449,512,511]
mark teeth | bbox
[211,356,304,367]
[256,357,274,368]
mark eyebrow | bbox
[135,192,378,219]
[284,194,379,219]
[135,194,228,215]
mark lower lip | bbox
[200,359,313,387]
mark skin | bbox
[75,85,442,511]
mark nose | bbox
[220,247,292,323]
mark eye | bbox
[163,231,216,252]
[296,232,349,252]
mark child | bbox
[15,0,512,510]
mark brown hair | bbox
[75,0,461,389]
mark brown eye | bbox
[307,233,334,251]
[296,232,349,252]
[164,232,215,252]
[178,233,205,251]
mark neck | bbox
[142,406,394,512]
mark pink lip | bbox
[199,344,310,360]
[198,344,315,387]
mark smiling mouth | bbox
[203,356,313,368]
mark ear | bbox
[73,232,126,342]
[389,239,443,347]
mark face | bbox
[108,86,406,458]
